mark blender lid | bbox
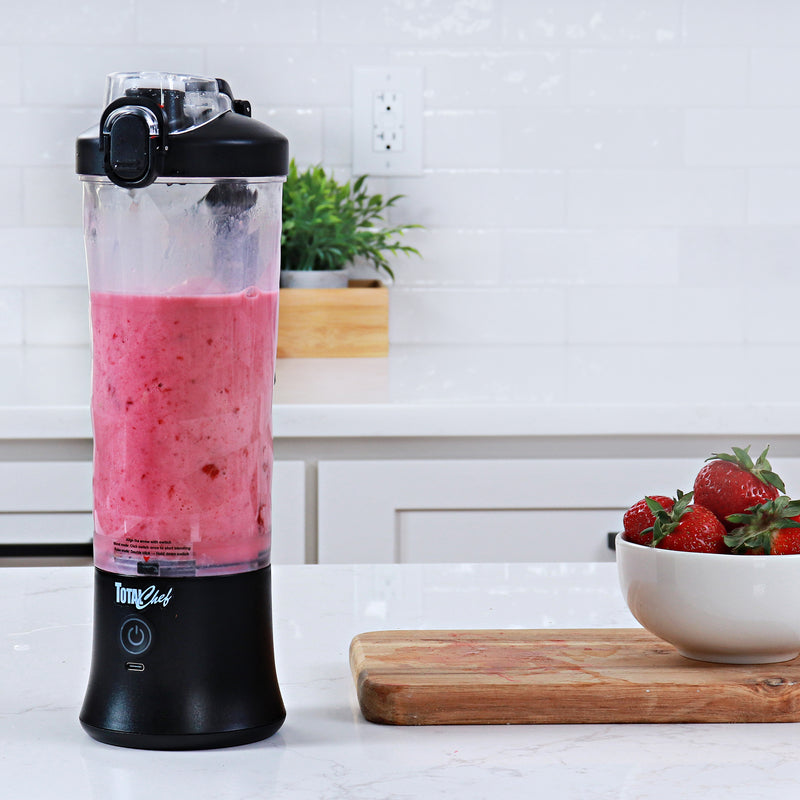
[76,72,289,188]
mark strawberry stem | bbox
[706,445,786,494]
[724,496,800,554]
[643,490,693,547]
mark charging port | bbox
[125,662,146,672]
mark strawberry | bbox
[622,495,675,546]
[693,445,784,530]
[644,490,728,553]
[724,496,800,555]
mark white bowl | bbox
[616,533,800,664]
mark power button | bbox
[120,617,152,656]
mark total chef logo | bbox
[114,581,173,610]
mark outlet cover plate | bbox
[353,66,423,177]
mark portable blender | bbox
[76,72,288,749]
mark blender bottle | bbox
[76,72,288,749]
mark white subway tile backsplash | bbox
[0,289,24,345]
[23,288,90,346]
[684,0,800,45]
[0,229,86,287]
[323,107,353,166]
[5,0,800,351]
[390,171,566,228]
[0,48,21,105]
[135,0,318,45]
[679,227,749,287]
[749,48,800,106]
[321,0,500,45]
[742,291,800,344]
[0,108,96,168]
[1,0,136,45]
[261,108,324,166]
[501,108,684,168]
[0,349,23,402]
[389,343,569,404]
[21,46,206,107]
[208,45,388,107]
[748,169,800,225]
[391,228,502,287]
[392,48,567,108]
[499,230,578,286]
[23,167,82,228]
[568,169,746,227]
[570,48,747,106]
[390,287,566,344]
[501,0,683,45]
[686,109,800,166]
[424,110,502,169]
[0,169,24,228]
[679,227,800,286]
[500,229,680,287]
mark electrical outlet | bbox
[353,66,423,176]
[373,90,404,153]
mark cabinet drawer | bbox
[319,458,705,563]
[0,462,92,512]
[0,462,93,561]
[0,513,92,544]
[398,509,621,563]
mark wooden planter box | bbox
[277,280,389,358]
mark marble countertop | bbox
[4,343,800,440]
[4,561,798,799]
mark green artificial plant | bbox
[281,160,421,280]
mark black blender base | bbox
[80,566,285,750]
[80,719,284,751]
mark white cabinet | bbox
[395,509,623,563]
[319,458,704,563]
[319,455,800,564]
[271,461,307,564]
[0,461,93,545]
[0,460,307,565]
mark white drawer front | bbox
[398,509,620,563]
[318,457,742,563]
[0,462,93,512]
[0,513,92,544]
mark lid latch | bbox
[100,99,166,188]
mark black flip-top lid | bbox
[76,72,288,188]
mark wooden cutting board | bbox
[349,629,800,725]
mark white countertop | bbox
[4,343,800,440]
[4,561,799,800]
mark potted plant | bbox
[280,160,420,287]
[277,160,421,358]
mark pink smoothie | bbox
[90,288,278,575]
